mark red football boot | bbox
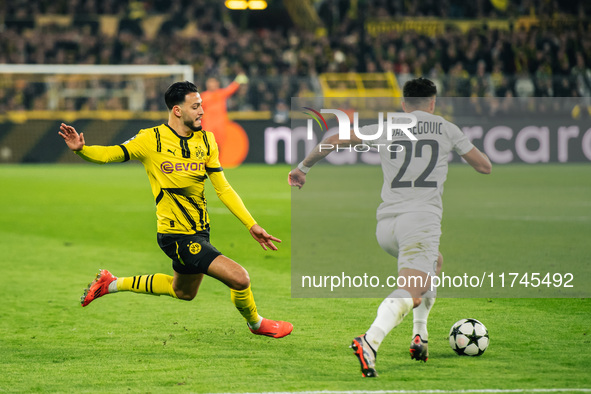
[249,318,293,338]
[80,269,117,307]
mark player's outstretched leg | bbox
[81,269,117,306]
[409,334,429,362]
[81,270,179,307]
[351,335,378,377]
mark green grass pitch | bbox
[0,163,590,393]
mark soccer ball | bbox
[449,318,489,356]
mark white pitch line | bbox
[218,389,591,394]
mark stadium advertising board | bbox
[268,97,591,165]
[0,97,590,165]
[262,118,591,165]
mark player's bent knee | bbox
[173,288,197,301]
[232,275,250,291]
[230,269,251,291]
[178,292,196,301]
[400,286,425,308]
[412,297,423,308]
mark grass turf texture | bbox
[0,163,589,393]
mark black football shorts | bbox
[157,231,222,275]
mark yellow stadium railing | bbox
[319,72,402,97]
[318,72,402,110]
[0,110,272,123]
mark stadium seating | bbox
[0,0,590,113]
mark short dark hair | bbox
[402,77,437,107]
[164,81,199,110]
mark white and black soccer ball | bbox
[449,318,489,356]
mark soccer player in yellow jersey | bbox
[58,81,292,338]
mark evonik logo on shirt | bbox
[160,161,205,174]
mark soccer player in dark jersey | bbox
[59,81,292,338]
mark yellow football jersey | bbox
[76,123,256,234]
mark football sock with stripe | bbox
[230,285,262,329]
[365,289,413,352]
[413,287,436,341]
[112,274,178,298]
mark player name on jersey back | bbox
[391,120,443,137]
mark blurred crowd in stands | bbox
[1,0,590,114]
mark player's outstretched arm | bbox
[58,123,85,151]
[249,224,282,251]
[288,132,362,189]
[58,122,129,164]
[461,147,492,174]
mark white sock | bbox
[365,289,413,352]
[108,280,119,293]
[413,287,436,341]
[247,316,263,330]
